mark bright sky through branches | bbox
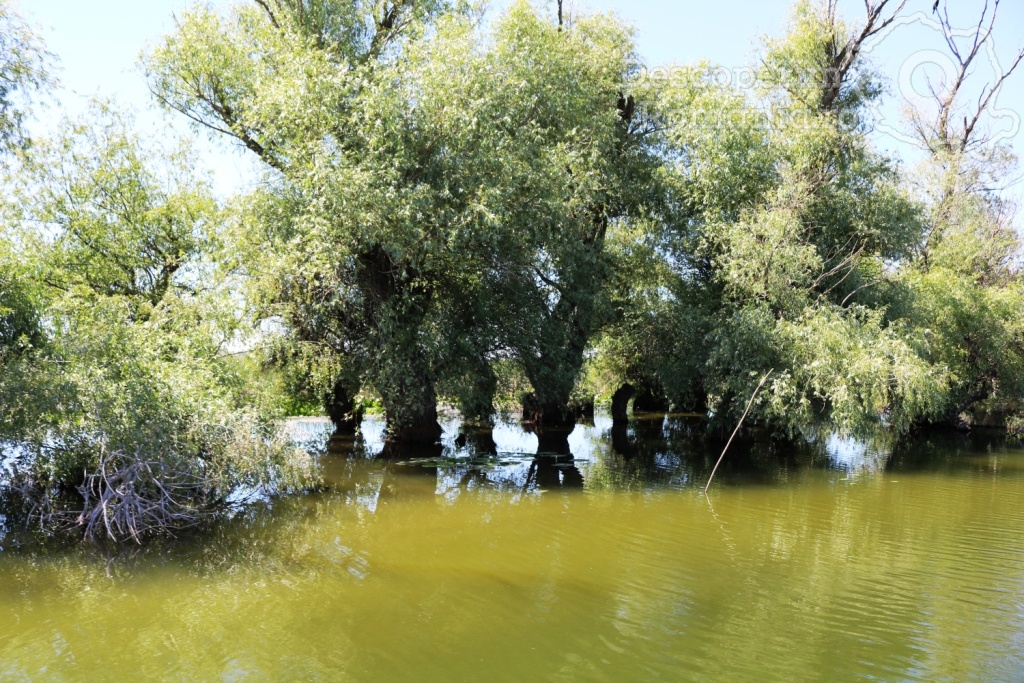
[20,0,1024,202]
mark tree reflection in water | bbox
[296,412,1001,512]
[313,417,592,500]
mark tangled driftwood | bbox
[71,448,218,543]
[18,447,221,544]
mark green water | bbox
[2,416,1024,682]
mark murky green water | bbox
[2,415,1024,682]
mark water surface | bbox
[2,415,1023,682]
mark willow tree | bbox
[614,0,949,437]
[147,0,658,441]
[148,0,477,443]
[891,0,1024,423]
[1,0,51,437]
[0,0,50,155]
[453,3,661,431]
[0,103,312,541]
[1,0,48,337]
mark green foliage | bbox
[771,306,946,435]
[658,61,777,224]
[888,64,1024,420]
[758,0,882,116]
[1008,414,1024,439]
[1,105,314,541]
[10,102,218,308]
[0,0,51,155]
[147,0,488,437]
[890,268,1024,417]
[0,241,42,360]
[599,0,957,435]
[146,0,659,435]
[13,292,309,492]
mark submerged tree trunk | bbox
[611,383,636,424]
[357,245,443,445]
[522,390,576,431]
[515,209,611,432]
[511,89,640,437]
[379,366,444,444]
[326,379,362,433]
[520,296,592,430]
[378,438,445,461]
[456,424,498,455]
[374,323,443,444]
[633,385,670,413]
[573,396,596,424]
[534,426,573,455]
[374,312,442,444]
[528,429,584,488]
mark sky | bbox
[17,0,1024,199]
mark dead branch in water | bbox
[76,448,218,543]
[24,446,221,544]
[705,369,774,494]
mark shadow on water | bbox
[306,412,899,500]
[344,418,588,494]
[592,412,828,490]
[887,427,1024,473]
[3,414,1022,563]
[4,415,1024,683]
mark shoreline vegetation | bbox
[2,0,1023,542]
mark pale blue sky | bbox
[18,0,1024,199]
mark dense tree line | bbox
[1,0,1023,539]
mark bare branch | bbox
[928,0,1022,153]
[253,0,281,29]
[366,1,415,60]
[961,47,1024,152]
[820,0,908,111]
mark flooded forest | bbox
[2,0,1024,680]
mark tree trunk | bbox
[633,386,670,413]
[379,439,444,461]
[326,379,362,434]
[357,244,443,445]
[382,379,443,444]
[456,425,498,455]
[516,260,597,432]
[376,325,442,444]
[572,395,596,424]
[522,392,576,430]
[533,425,573,455]
[611,382,636,424]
